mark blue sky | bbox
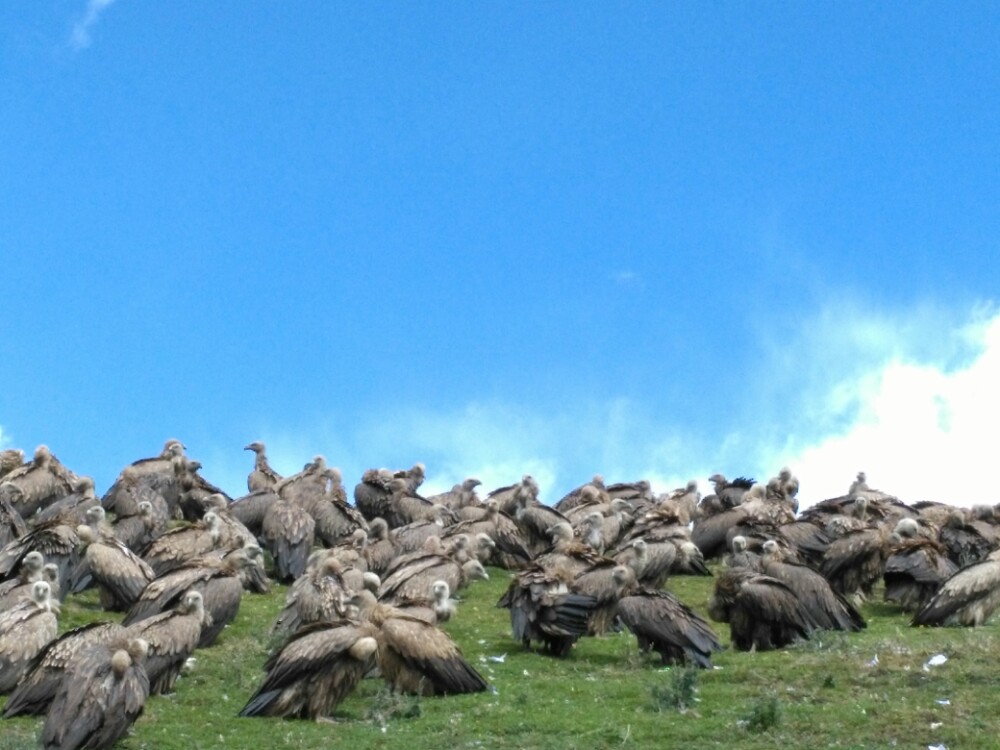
[2,2,999,507]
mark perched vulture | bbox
[441,499,532,569]
[0,518,81,593]
[0,486,28,547]
[553,475,608,513]
[378,545,488,604]
[71,524,156,611]
[393,580,458,625]
[142,511,225,577]
[488,475,540,516]
[245,441,282,493]
[617,589,723,668]
[0,580,60,693]
[262,497,315,582]
[228,489,279,537]
[123,549,252,647]
[354,590,489,696]
[240,620,377,720]
[760,541,865,632]
[0,549,46,601]
[497,565,597,657]
[883,519,958,612]
[3,621,127,717]
[124,589,205,694]
[40,639,150,750]
[102,440,187,518]
[354,469,395,522]
[912,550,1000,627]
[708,568,820,651]
[270,556,356,636]
[820,524,894,602]
[0,447,25,480]
[0,445,76,518]
[425,478,482,511]
[571,563,636,635]
[33,476,99,527]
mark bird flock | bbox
[1,443,1000,749]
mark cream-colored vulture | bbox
[938,511,996,568]
[245,441,282,493]
[388,514,449,554]
[385,477,454,530]
[3,621,127,717]
[531,521,608,578]
[497,565,598,656]
[391,579,458,625]
[240,620,378,720]
[0,580,59,693]
[617,589,723,668]
[124,589,205,695]
[723,535,761,571]
[488,474,541,516]
[761,540,865,632]
[353,468,395,522]
[0,445,77,518]
[123,549,253,647]
[661,480,701,525]
[879,518,955,611]
[0,520,81,596]
[691,503,752,560]
[198,493,256,549]
[360,517,396,576]
[70,525,156,611]
[142,510,225,577]
[912,549,1000,627]
[0,549,46,599]
[40,638,150,750]
[377,544,488,604]
[672,540,712,577]
[553,475,608,513]
[707,568,820,651]
[353,590,489,696]
[298,468,368,547]
[515,491,572,558]
[262,496,316,582]
[703,474,754,513]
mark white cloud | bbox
[70,0,118,50]
[753,303,1000,507]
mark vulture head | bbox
[180,590,206,621]
[362,572,381,593]
[462,478,482,491]
[348,636,379,663]
[74,476,96,497]
[111,649,133,679]
[163,440,186,458]
[462,559,489,583]
[244,441,265,454]
[85,505,107,528]
[761,540,782,560]
[893,518,920,539]
[32,445,52,467]
[368,517,388,541]
[547,521,574,544]
[731,536,747,554]
[22,550,45,574]
[31,580,54,610]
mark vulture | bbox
[378,544,488,604]
[760,541,865,632]
[3,621,127,717]
[0,445,76,518]
[354,468,395,522]
[123,549,252,647]
[617,589,723,668]
[261,496,316,582]
[724,535,761,571]
[71,524,156,611]
[703,474,754,513]
[385,477,452,529]
[124,589,205,694]
[0,518,81,594]
[571,563,637,635]
[142,510,225,577]
[0,485,28,547]
[883,518,958,612]
[0,549,46,601]
[102,440,187,518]
[553,475,608,513]
[240,620,378,720]
[489,475,540,516]
[425,478,483,511]
[360,517,396,576]
[0,447,25,479]
[353,590,489,696]
[111,499,164,553]
[40,638,150,750]
[912,549,1000,627]
[497,565,598,657]
[514,485,571,556]
[820,523,895,602]
[269,556,356,636]
[441,499,532,569]
[0,580,59,693]
[299,469,368,547]
[532,521,607,578]
[708,568,820,651]
[245,441,282,492]
[228,488,279,538]
[393,580,458,625]
[660,481,701,525]
[33,476,99,527]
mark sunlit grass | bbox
[3,569,1000,749]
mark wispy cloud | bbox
[70,0,118,50]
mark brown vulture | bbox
[269,556,356,636]
[883,519,958,612]
[40,638,149,750]
[760,540,865,632]
[71,524,156,611]
[819,523,894,602]
[123,549,252,647]
[3,621,127,717]
[262,496,316,582]
[354,590,489,695]
[912,550,1000,627]
[0,580,59,693]
[239,620,378,719]
[245,441,282,492]
[123,589,205,694]
[617,589,723,667]
[141,511,225,577]
[707,568,820,651]
[0,445,76,518]
[354,468,395,522]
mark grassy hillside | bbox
[2,569,998,750]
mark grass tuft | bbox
[742,694,781,733]
[364,688,422,727]
[649,666,699,713]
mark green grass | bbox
[3,569,1000,749]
